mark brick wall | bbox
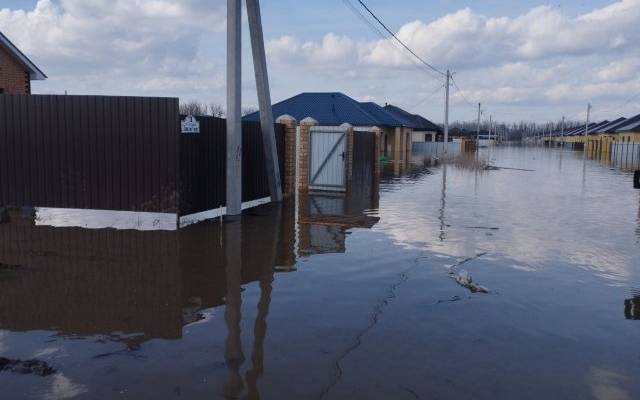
[0,46,30,94]
[297,118,317,192]
[275,115,298,198]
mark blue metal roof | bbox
[594,117,627,133]
[383,104,442,132]
[358,102,403,127]
[615,113,640,132]
[243,92,401,127]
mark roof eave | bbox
[0,32,47,81]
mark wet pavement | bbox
[1,146,639,399]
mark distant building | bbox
[382,104,442,143]
[243,92,441,161]
[0,31,47,94]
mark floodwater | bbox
[1,146,639,399]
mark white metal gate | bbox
[309,127,347,191]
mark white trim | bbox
[178,196,272,227]
[34,196,274,231]
[35,208,177,231]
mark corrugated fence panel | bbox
[178,117,285,216]
[0,95,179,212]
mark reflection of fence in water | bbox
[412,142,461,156]
[611,142,640,170]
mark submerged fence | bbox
[0,95,285,217]
[412,142,461,156]
[179,116,285,216]
[611,142,640,170]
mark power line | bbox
[406,83,445,109]
[341,0,443,82]
[354,0,446,77]
[450,75,475,107]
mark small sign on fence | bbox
[181,115,200,134]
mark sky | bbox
[1,0,639,123]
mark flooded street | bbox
[1,146,639,399]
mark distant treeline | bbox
[449,119,584,140]
[179,101,258,118]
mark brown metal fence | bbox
[0,95,179,212]
[0,95,286,216]
[178,116,285,216]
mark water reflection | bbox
[624,289,640,320]
[2,146,640,399]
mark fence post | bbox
[298,117,318,193]
[275,115,297,198]
[370,126,382,177]
[341,123,354,185]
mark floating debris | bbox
[0,357,56,376]
[491,166,536,172]
[451,270,489,294]
[463,226,500,230]
[435,295,463,304]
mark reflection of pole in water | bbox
[223,217,245,399]
[245,270,273,400]
[245,205,281,399]
[438,164,448,242]
[636,196,640,241]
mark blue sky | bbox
[1,0,639,123]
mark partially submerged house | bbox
[0,31,46,94]
[243,92,441,162]
[383,104,442,143]
[615,113,640,142]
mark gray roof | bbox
[0,31,47,80]
[587,120,611,134]
[594,117,627,133]
[615,113,640,133]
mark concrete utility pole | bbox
[476,102,481,147]
[443,69,450,153]
[226,0,242,216]
[246,0,282,202]
[584,103,592,156]
[585,103,592,137]
[489,115,493,143]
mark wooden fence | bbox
[0,95,286,216]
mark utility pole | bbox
[476,102,481,148]
[584,103,592,155]
[489,115,493,144]
[443,69,450,153]
[226,0,242,216]
[585,103,591,136]
[247,0,282,202]
[561,116,565,144]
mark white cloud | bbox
[1,0,640,122]
[0,0,226,98]
[266,0,640,122]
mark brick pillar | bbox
[340,123,354,184]
[275,115,297,198]
[370,126,382,177]
[298,117,318,192]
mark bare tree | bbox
[179,101,208,116]
[242,107,258,117]
[209,103,225,118]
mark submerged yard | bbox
[1,145,639,399]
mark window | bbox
[0,88,4,94]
